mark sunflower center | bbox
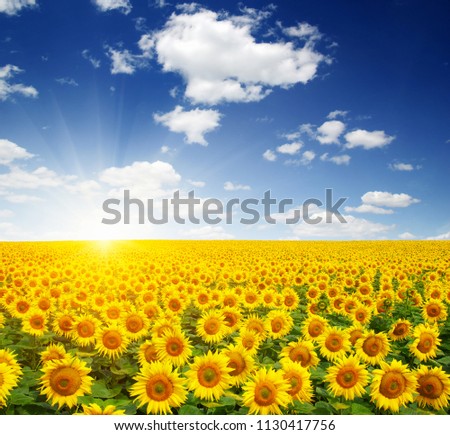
[78,321,95,337]
[325,334,343,352]
[285,373,302,396]
[223,312,238,328]
[393,324,407,336]
[38,299,51,310]
[242,337,256,350]
[197,364,221,388]
[426,304,440,318]
[31,315,44,329]
[417,333,435,353]
[169,299,181,311]
[271,318,283,333]
[59,315,73,331]
[362,336,383,356]
[247,320,264,335]
[308,321,324,338]
[336,368,358,388]
[254,381,277,406]
[204,318,220,335]
[166,338,184,356]
[146,374,174,401]
[102,330,122,350]
[106,308,120,320]
[379,371,406,399]
[49,367,82,396]
[289,346,311,367]
[418,375,444,399]
[246,294,256,304]
[126,315,144,333]
[17,301,30,313]
[228,351,245,376]
[144,345,159,363]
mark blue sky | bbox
[0,0,449,240]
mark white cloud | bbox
[285,150,316,166]
[291,211,394,239]
[390,162,416,171]
[0,139,34,165]
[181,225,234,240]
[316,120,345,144]
[0,166,72,189]
[0,209,14,218]
[188,180,205,188]
[2,193,42,203]
[0,0,36,15]
[361,191,420,208]
[282,22,321,41]
[224,181,251,191]
[320,153,351,165]
[326,109,348,120]
[99,160,181,198]
[153,106,222,146]
[55,77,79,87]
[263,149,277,162]
[108,48,145,75]
[82,49,101,68]
[345,129,395,150]
[0,64,38,101]
[427,231,450,240]
[276,142,302,155]
[344,204,394,215]
[160,145,170,154]
[398,232,416,240]
[148,7,326,104]
[65,180,102,197]
[92,0,131,14]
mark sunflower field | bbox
[1,240,450,416]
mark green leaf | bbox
[91,380,122,398]
[313,401,334,415]
[436,356,450,366]
[178,405,204,415]
[293,402,315,415]
[351,403,373,415]
[331,401,350,411]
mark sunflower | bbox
[153,330,193,367]
[242,314,267,340]
[101,301,124,323]
[280,339,319,369]
[302,315,329,342]
[235,330,261,356]
[347,325,366,347]
[242,367,291,415]
[281,289,300,311]
[220,307,242,332]
[120,309,150,342]
[265,309,294,339]
[261,288,277,308]
[422,299,448,323]
[0,363,19,407]
[317,327,351,362]
[95,324,130,360]
[196,310,229,344]
[325,355,369,401]
[40,343,68,364]
[52,311,75,338]
[185,350,231,401]
[281,361,313,404]
[351,304,372,326]
[389,319,411,341]
[222,344,254,387]
[151,317,181,339]
[370,359,417,412]
[409,323,441,362]
[130,361,187,415]
[21,309,48,337]
[77,403,125,415]
[242,288,261,309]
[40,356,93,409]
[137,341,160,366]
[414,365,450,410]
[72,314,101,347]
[0,349,22,379]
[355,331,391,366]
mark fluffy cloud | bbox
[326,109,348,120]
[0,65,38,101]
[345,129,395,150]
[0,166,72,189]
[224,181,251,191]
[389,162,418,171]
[188,180,205,188]
[344,204,394,215]
[0,139,34,165]
[263,149,277,162]
[55,77,79,87]
[361,191,420,208]
[153,106,222,146]
[82,49,101,69]
[276,142,302,155]
[108,48,149,75]
[427,231,450,240]
[291,211,394,239]
[92,0,131,14]
[0,209,14,218]
[99,160,181,198]
[316,120,345,144]
[282,22,321,41]
[0,0,35,15]
[320,153,351,165]
[148,7,326,104]
[398,232,417,240]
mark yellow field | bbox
[0,240,450,415]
